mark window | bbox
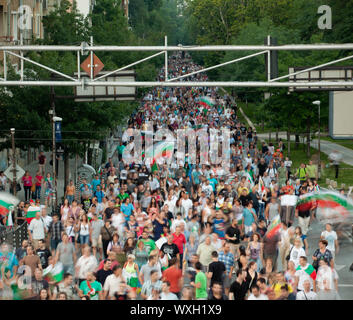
[12,12,18,41]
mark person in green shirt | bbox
[277,161,288,188]
[190,262,208,300]
[117,144,126,161]
[117,189,129,202]
[138,231,157,255]
[295,163,308,183]
[306,160,318,180]
[79,272,103,300]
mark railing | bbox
[0,222,28,249]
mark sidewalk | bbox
[14,152,83,205]
[258,132,353,166]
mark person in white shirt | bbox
[262,171,271,188]
[289,237,306,269]
[244,154,252,167]
[170,213,187,233]
[296,280,318,300]
[210,233,222,251]
[28,211,47,249]
[0,172,7,191]
[265,164,277,180]
[103,265,125,299]
[160,281,179,300]
[181,193,193,216]
[316,260,340,300]
[294,256,316,292]
[320,223,339,261]
[164,194,177,214]
[149,175,160,192]
[111,208,126,239]
[75,246,98,284]
[201,180,213,198]
[247,284,269,300]
[41,207,53,231]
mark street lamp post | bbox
[53,115,62,212]
[49,106,62,212]
[10,128,16,197]
[313,100,321,179]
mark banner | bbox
[55,121,62,143]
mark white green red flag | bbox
[199,96,215,108]
[26,206,41,224]
[258,176,265,194]
[144,140,174,166]
[296,263,317,280]
[246,172,254,188]
[43,262,64,283]
[0,192,19,217]
[265,214,281,238]
[296,190,353,223]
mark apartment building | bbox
[0,0,59,44]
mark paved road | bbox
[258,132,353,166]
[303,218,353,300]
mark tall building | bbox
[0,0,64,44]
[0,0,60,73]
[68,0,94,18]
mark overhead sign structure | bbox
[2,37,353,89]
[4,164,25,182]
[74,70,136,102]
[288,66,353,91]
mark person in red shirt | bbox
[97,252,120,271]
[162,257,183,298]
[34,170,43,200]
[22,171,33,201]
[172,226,186,268]
[38,151,46,175]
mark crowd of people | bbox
[0,52,344,300]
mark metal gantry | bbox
[1,36,353,88]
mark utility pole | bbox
[10,128,16,196]
[313,100,321,179]
[49,86,57,212]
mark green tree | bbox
[0,0,137,194]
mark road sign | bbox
[74,70,136,102]
[81,53,104,78]
[4,164,25,182]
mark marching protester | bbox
[0,51,347,302]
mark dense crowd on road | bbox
[0,52,344,300]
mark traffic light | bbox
[264,36,278,80]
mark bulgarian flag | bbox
[296,190,353,223]
[296,263,317,281]
[151,159,158,173]
[26,206,41,224]
[296,190,353,213]
[0,192,19,217]
[236,213,243,225]
[43,262,64,283]
[245,172,254,188]
[144,140,174,166]
[265,214,281,238]
[258,176,265,194]
[199,96,215,108]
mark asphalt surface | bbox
[258,132,353,166]
[303,217,353,299]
